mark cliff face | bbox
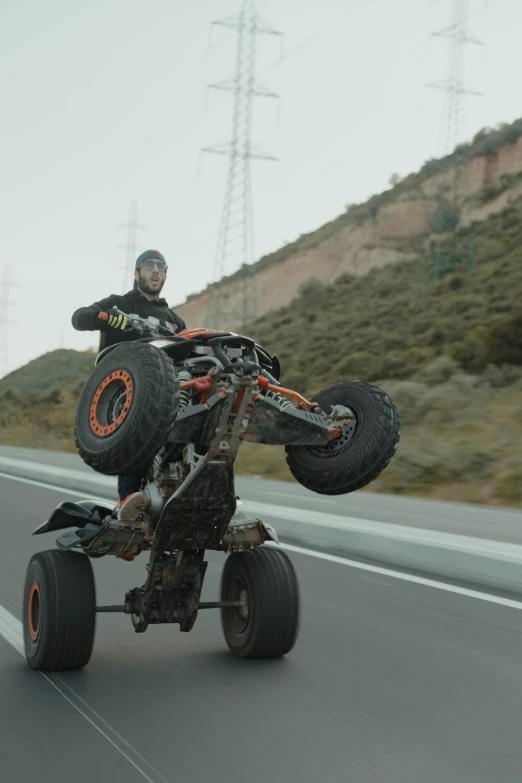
[175,130,522,331]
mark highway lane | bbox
[1,475,522,782]
[0,636,154,783]
[2,445,522,544]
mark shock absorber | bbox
[264,389,294,410]
[177,369,192,411]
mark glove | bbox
[99,311,128,330]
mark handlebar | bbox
[99,307,179,339]
[100,309,267,379]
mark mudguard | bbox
[95,337,197,366]
[33,499,114,535]
[55,523,107,551]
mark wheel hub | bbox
[311,404,361,456]
[228,577,250,633]
[28,581,40,641]
[238,588,249,620]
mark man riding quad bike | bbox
[69,249,186,518]
[22,252,400,672]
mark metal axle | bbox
[96,600,241,613]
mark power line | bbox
[116,201,148,292]
[197,0,381,183]
[202,1,282,336]
[68,4,361,244]
[265,38,437,195]
[421,0,484,283]
[260,0,374,74]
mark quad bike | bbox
[23,307,400,671]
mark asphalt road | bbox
[1,474,522,782]
[2,444,522,544]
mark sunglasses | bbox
[139,259,168,273]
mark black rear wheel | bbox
[285,380,400,495]
[23,550,96,672]
[74,341,179,476]
[220,546,300,659]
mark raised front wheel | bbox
[74,341,179,476]
[285,380,400,495]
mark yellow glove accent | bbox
[107,314,128,330]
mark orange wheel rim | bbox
[28,581,40,641]
[89,370,133,437]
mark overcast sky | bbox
[1,0,519,375]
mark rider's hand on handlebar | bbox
[99,311,129,331]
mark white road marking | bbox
[280,543,522,610]
[267,490,336,504]
[40,674,172,783]
[1,470,522,779]
[0,604,24,655]
[2,471,522,613]
[0,471,115,502]
[0,605,172,783]
[362,575,399,589]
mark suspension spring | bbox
[178,370,193,411]
[264,389,294,410]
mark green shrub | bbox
[413,356,460,385]
[478,364,522,388]
[493,460,522,502]
[482,313,522,366]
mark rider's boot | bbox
[116,491,146,523]
[112,492,147,562]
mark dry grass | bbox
[2,363,522,508]
[235,368,522,509]
[3,191,522,510]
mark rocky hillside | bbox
[175,117,522,331]
[1,197,521,506]
[256,199,522,397]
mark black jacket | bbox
[71,289,187,351]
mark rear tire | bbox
[285,380,400,495]
[23,550,96,672]
[74,341,179,476]
[220,546,300,659]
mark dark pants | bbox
[117,472,144,502]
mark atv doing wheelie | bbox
[23,307,400,671]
